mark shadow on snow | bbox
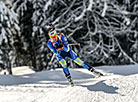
[0,69,119,94]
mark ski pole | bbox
[49,43,80,65]
[49,54,55,64]
[69,43,80,46]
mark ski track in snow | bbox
[0,65,138,102]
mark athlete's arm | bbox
[47,40,57,54]
[61,35,70,52]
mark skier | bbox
[47,27,103,86]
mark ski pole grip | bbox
[78,43,80,46]
[49,62,52,65]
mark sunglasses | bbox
[50,34,57,39]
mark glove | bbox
[54,51,61,57]
[54,41,64,49]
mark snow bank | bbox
[12,66,35,75]
[0,65,138,102]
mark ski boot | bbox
[93,70,103,77]
[67,75,74,87]
[89,67,103,77]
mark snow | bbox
[12,66,35,75]
[0,65,138,102]
[124,17,130,25]
[0,34,2,44]
[74,9,86,22]
[87,0,94,11]
[101,1,108,17]
[44,0,52,11]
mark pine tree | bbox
[12,0,52,71]
[128,0,138,63]
[12,0,34,67]
[8,0,138,71]
[32,0,55,71]
[0,0,20,74]
[31,0,138,68]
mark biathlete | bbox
[47,28,103,86]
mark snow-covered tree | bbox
[31,0,138,68]
[6,0,137,71]
[127,0,138,64]
[12,0,34,67]
[31,0,52,71]
[0,0,20,74]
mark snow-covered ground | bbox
[0,65,138,102]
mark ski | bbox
[93,71,114,79]
[93,70,104,77]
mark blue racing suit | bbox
[47,33,91,77]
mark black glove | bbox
[54,41,64,49]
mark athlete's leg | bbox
[56,51,74,85]
[67,49,103,76]
[56,54,70,76]
[57,58,73,85]
[59,58,70,77]
[67,49,94,71]
[73,57,94,70]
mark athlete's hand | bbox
[54,51,61,57]
[54,41,63,49]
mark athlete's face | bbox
[50,34,57,42]
[49,30,57,42]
